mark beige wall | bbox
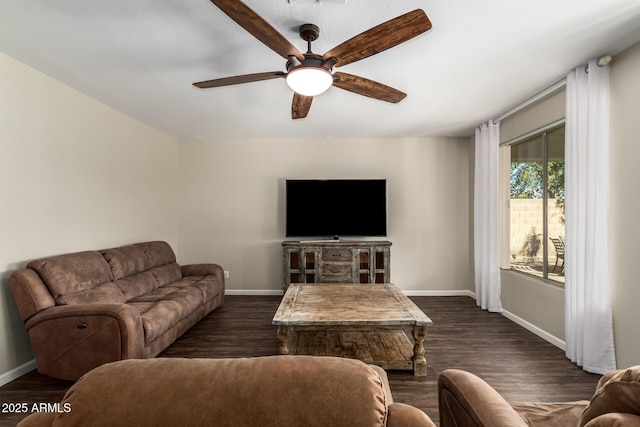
[177,137,472,293]
[495,79,568,343]
[610,41,640,369]
[497,41,640,368]
[0,52,179,380]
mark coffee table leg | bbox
[412,325,427,376]
[277,326,290,355]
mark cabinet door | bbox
[356,246,390,283]
[357,248,372,283]
[373,247,390,283]
[302,249,320,283]
[283,247,319,290]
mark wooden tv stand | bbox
[281,240,391,291]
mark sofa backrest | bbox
[10,241,181,319]
[27,251,113,300]
[101,241,181,300]
[37,356,392,427]
[100,241,177,280]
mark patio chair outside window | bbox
[549,236,565,273]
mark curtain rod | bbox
[492,55,612,124]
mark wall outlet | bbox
[224,271,230,279]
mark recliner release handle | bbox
[76,322,88,329]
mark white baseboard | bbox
[225,289,475,297]
[402,290,475,297]
[225,289,283,296]
[501,309,566,350]
[457,291,565,350]
[0,359,36,387]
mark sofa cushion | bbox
[579,366,640,426]
[28,251,113,301]
[512,401,588,427]
[57,282,127,305]
[100,244,149,280]
[165,276,220,303]
[130,286,181,303]
[113,271,158,301]
[135,241,176,268]
[193,276,222,303]
[162,287,204,319]
[127,282,205,344]
[137,301,181,345]
[127,301,155,315]
[167,276,201,288]
[130,284,203,319]
[149,263,182,287]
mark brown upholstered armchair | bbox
[438,366,640,427]
[17,356,436,427]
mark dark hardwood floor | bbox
[0,295,600,426]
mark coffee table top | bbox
[272,283,433,327]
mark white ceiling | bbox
[2,0,640,140]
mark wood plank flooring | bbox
[0,296,601,426]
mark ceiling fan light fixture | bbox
[286,66,333,96]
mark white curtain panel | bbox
[565,59,616,374]
[474,121,503,312]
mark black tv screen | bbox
[285,179,387,238]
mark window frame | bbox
[499,119,565,285]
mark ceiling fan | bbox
[193,0,432,119]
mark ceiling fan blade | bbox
[193,71,285,88]
[292,93,313,119]
[209,0,304,61]
[333,72,406,103]
[323,9,431,67]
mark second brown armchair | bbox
[438,366,640,426]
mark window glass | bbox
[509,126,565,284]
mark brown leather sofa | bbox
[16,356,436,427]
[9,241,225,381]
[438,366,640,426]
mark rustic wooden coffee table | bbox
[272,283,433,376]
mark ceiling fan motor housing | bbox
[286,54,332,73]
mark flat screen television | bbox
[285,179,387,238]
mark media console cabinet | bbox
[281,240,391,291]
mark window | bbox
[506,125,565,284]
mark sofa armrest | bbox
[25,303,144,380]
[438,369,527,427]
[584,413,640,426]
[181,263,224,279]
[387,403,436,427]
[9,268,56,322]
